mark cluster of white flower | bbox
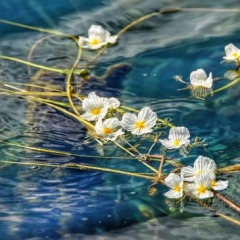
[81,92,122,141]
[164,156,228,199]
[81,92,158,141]
[81,94,195,154]
[176,43,240,99]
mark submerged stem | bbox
[0,55,86,75]
[114,141,158,174]
[28,35,56,76]
[65,44,82,118]
[116,12,160,38]
[0,160,154,180]
[214,190,240,215]
[0,19,77,38]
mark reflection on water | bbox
[0,0,240,239]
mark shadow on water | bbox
[0,0,240,239]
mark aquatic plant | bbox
[0,6,240,230]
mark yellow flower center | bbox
[174,185,181,192]
[92,108,101,115]
[103,127,113,134]
[90,38,100,46]
[173,139,180,147]
[232,52,239,58]
[196,170,203,175]
[211,180,216,187]
[135,121,146,129]
[197,185,206,194]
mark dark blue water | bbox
[1,0,240,239]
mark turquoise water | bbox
[0,0,240,239]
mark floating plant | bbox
[0,7,240,234]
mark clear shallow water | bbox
[0,0,240,239]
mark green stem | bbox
[0,19,76,38]
[65,44,83,118]
[116,12,160,38]
[0,160,154,180]
[28,35,56,76]
[213,77,240,94]
[0,55,86,75]
[114,141,158,174]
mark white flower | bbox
[186,174,214,199]
[79,25,118,50]
[224,70,239,81]
[81,92,109,121]
[190,69,213,88]
[181,156,216,182]
[223,43,240,62]
[159,127,190,155]
[94,118,124,141]
[121,107,157,135]
[189,69,213,99]
[209,171,228,191]
[164,173,183,199]
[107,97,120,109]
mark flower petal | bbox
[159,139,175,149]
[165,173,181,188]
[88,25,107,40]
[108,97,120,109]
[164,189,183,199]
[225,43,238,56]
[131,127,152,135]
[190,69,207,82]
[193,156,216,172]
[198,190,214,199]
[121,112,137,131]
[205,72,213,88]
[169,127,190,141]
[181,166,195,182]
[212,180,228,191]
[107,35,118,44]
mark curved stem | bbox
[28,35,56,76]
[213,77,240,94]
[116,8,182,38]
[88,8,180,66]
[66,44,83,118]
[116,12,160,38]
